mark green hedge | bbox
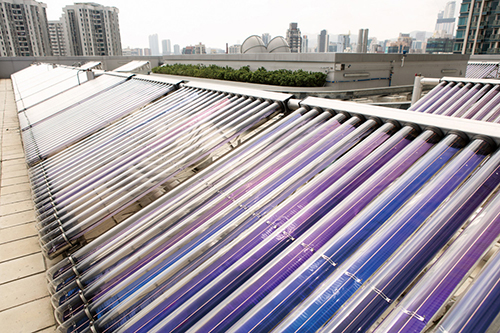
[152,64,326,87]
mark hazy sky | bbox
[42,0,456,49]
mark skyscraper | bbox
[317,29,329,52]
[174,44,180,55]
[162,39,171,55]
[149,34,160,56]
[0,0,52,57]
[338,34,350,52]
[435,1,457,37]
[62,2,121,56]
[48,20,67,56]
[356,29,369,53]
[302,35,309,53]
[454,0,500,54]
[286,23,302,53]
[262,33,271,46]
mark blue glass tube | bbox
[111,122,412,333]
[437,245,500,333]
[273,138,490,333]
[320,145,500,333]
[151,130,454,333]
[374,183,500,333]
[56,116,360,332]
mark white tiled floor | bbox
[0,79,57,332]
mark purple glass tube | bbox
[471,90,500,121]
[422,82,465,114]
[408,82,447,112]
[374,184,500,333]
[481,103,500,123]
[432,83,474,116]
[411,82,455,113]
[437,245,500,333]
[150,130,447,333]
[54,115,357,330]
[51,112,340,310]
[320,146,500,333]
[461,85,500,119]
[222,133,462,333]
[46,108,315,286]
[42,101,282,257]
[439,83,483,117]
[113,122,410,333]
[272,138,490,333]
[449,84,492,118]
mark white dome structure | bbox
[267,36,291,53]
[241,35,267,54]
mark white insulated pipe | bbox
[411,75,441,106]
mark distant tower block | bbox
[357,29,369,53]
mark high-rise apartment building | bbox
[62,2,121,56]
[48,20,66,56]
[302,35,309,53]
[317,29,329,52]
[356,29,369,53]
[162,39,171,55]
[228,44,241,54]
[262,33,271,46]
[387,33,413,53]
[286,23,302,53]
[435,1,457,37]
[338,34,350,52]
[0,0,52,57]
[174,44,180,55]
[454,0,500,54]
[149,33,159,55]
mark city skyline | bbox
[41,0,457,49]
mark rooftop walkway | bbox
[0,79,56,333]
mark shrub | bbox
[152,64,326,87]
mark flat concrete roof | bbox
[0,79,57,333]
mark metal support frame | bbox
[298,96,500,145]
